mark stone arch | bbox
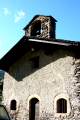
[57,98,67,113]
[10,99,17,110]
[31,20,41,36]
[29,97,39,120]
[54,93,71,116]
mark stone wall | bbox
[2,48,80,120]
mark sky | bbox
[0,0,80,58]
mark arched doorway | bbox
[29,98,39,120]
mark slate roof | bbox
[0,36,80,72]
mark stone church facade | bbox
[0,15,80,120]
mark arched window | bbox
[29,98,39,120]
[57,98,67,113]
[31,20,41,36]
[10,100,16,110]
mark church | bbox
[0,15,80,120]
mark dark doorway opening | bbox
[29,98,39,120]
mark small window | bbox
[10,100,16,110]
[57,98,67,113]
[31,57,39,69]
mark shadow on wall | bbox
[0,70,5,80]
[8,45,75,82]
[0,70,5,102]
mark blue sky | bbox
[0,0,80,58]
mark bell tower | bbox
[24,15,57,39]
